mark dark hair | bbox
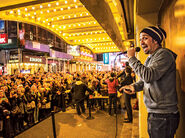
[111,72,115,77]
[125,62,129,66]
[125,67,132,74]
[76,78,80,81]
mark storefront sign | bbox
[25,40,50,53]
[10,54,18,59]
[9,54,19,63]
[33,41,40,49]
[81,51,93,58]
[48,59,59,64]
[9,60,19,63]
[23,55,46,64]
[30,57,42,62]
[0,34,8,44]
[50,49,73,59]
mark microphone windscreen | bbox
[135,47,141,52]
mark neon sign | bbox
[0,34,8,44]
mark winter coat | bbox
[71,81,92,101]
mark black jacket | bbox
[71,81,92,101]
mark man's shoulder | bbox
[155,48,176,60]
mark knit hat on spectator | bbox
[140,26,166,45]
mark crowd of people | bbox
[0,69,138,137]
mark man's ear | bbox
[153,39,158,45]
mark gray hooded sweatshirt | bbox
[128,47,178,113]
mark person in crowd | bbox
[117,62,132,111]
[117,62,131,79]
[119,67,134,123]
[120,26,179,138]
[105,72,119,116]
[0,90,12,137]
[71,76,92,115]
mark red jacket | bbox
[105,78,118,94]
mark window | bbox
[8,21,17,38]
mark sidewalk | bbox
[16,107,139,138]
[120,109,139,138]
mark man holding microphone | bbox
[119,26,179,138]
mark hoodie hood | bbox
[75,81,83,85]
[166,48,177,60]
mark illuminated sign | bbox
[20,70,30,74]
[67,45,80,56]
[9,60,19,63]
[9,54,19,63]
[81,51,93,57]
[30,57,42,62]
[0,34,8,44]
[103,53,109,64]
[19,29,25,40]
[23,55,46,64]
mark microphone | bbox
[117,47,140,56]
